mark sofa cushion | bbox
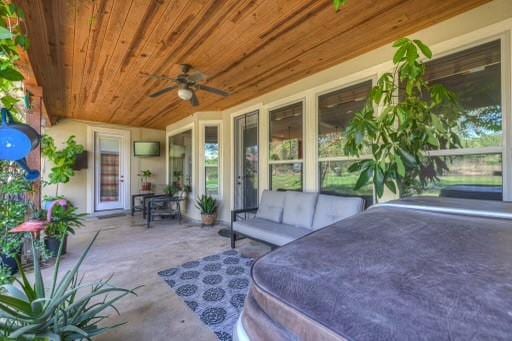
[312,194,364,230]
[256,190,287,223]
[282,191,319,229]
[233,218,310,246]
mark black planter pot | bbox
[45,236,68,257]
[0,253,19,275]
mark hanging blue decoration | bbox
[0,108,41,181]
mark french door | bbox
[94,132,127,211]
[234,111,259,210]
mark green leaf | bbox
[374,166,385,198]
[0,294,32,315]
[431,113,443,131]
[333,0,348,11]
[395,154,405,177]
[0,67,23,81]
[393,45,407,64]
[406,43,418,63]
[354,166,373,190]
[398,147,416,165]
[426,131,440,147]
[385,179,397,194]
[0,26,12,40]
[414,39,432,59]
[392,38,409,48]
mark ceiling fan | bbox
[145,64,229,107]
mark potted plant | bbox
[344,38,461,200]
[139,169,153,191]
[0,162,31,275]
[195,195,217,226]
[0,231,139,339]
[44,201,85,257]
[41,135,85,198]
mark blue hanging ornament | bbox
[0,108,41,181]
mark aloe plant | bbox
[0,232,139,340]
[195,195,217,215]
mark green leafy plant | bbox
[138,170,152,182]
[344,38,461,199]
[0,162,31,258]
[195,195,217,215]
[0,2,29,114]
[333,0,348,12]
[45,204,85,238]
[0,233,139,340]
[41,135,85,197]
[164,184,178,196]
[0,263,13,286]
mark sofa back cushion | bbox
[282,191,319,229]
[312,194,365,230]
[256,190,287,223]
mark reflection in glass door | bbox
[95,133,124,211]
[234,111,259,210]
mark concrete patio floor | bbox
[40,214,269,341]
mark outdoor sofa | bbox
[230,190,365,248]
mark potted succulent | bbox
[44,201,85,257]
[195,195,217,226]
[0,231,139,340]
[138,169,153,192]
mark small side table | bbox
[131,192,154,216]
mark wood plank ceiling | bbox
[15,0,490,129]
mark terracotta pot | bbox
[201,213,217,226]
[141,182,152,191]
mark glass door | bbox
[95,133,125,211]
[169,129,193,192]
[234,111,259,209]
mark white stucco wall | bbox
[42,119,166,213]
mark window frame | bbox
[315,77,376,200]
[420,36,507,199]
[166,124,195,195]
[268,99,306,191]
[199,121,223,199]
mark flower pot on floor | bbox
[201,213,217,226]
[45,235,68,257]
[0,252,19,275]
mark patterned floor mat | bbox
[158,250,253,341]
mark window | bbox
[204,126,220,196]
[416,40,503,200]
[168,129,192,192]
[269,102,303,191]
[318,80,373,200]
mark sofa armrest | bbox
[231,207,258,223]
[230,207,258,249]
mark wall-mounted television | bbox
[133,141,160,157]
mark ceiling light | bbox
[178,88,193,100]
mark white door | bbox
[95,133,126,211]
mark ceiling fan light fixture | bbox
[178,88,193,101]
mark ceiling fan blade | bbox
[147,74,177,82]
[197,84,229,97]
[188,71,206,83]
[149,86,177,98]
[190,91,199,107]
